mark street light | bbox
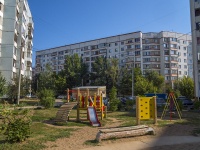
[132,53,135,98]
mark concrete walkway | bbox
[82,136,200,150]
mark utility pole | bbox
[17,0,24,105]
[132,53,135,98]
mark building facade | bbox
[0,0,33,83]
[35,31,192,87]
[190,0,200,98]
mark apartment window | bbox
[179,71,181,75]
[184,65,187,69]
[165,76,170,80]
[195,8,200,16]
[184,59,187,63]
[165,56,169,61]
[164,50,169,55]
[184,71,187,75]
[109,49,112,53]
[135,45,140,49]
[163,38,168,42]
[170,38,177,42]
[135,38,140,42]
[121,41,124,45]
[165,63,170,68]
[115,48,118,52]
[196,22,200,30]
[170,50,177,55]
[115,43,118,46]
[197,37,200,45]
[184,53,186,56]
[163,44,168,48]
[143,58,151,62]
[135,51,140,56]
[183,47,187,50]
[179,65,181,69]
[165,70,170,74]
[127,45,132,49]
[121,48,124,51]
[127,40,133,43]
[14,47,17,56]
[121,54,124,57]
[143,51,150,56]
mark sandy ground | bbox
[44,116,197,150]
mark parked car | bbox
[156,98,166,107]
[57,95,66,99]
[103,97,109,106]
[177,96,194,109]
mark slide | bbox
[87,106,101,127]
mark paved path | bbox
[82,136,200,150]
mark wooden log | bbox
[96,126,155,142]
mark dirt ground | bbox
[44,114,198,150]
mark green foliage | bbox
[37,89,55,108]
[64,54,88,89]
[0,72,6,97]
[119,67,132,96]
[174,76,194,99]
[194,101,200,110]
[126,100,135,111]
[37,64,55,91]
[0,108,32,142]
[7,76,31,101]
[109,87,120,111]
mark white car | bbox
[57,95,66,99]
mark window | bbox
[163,44,168,48]
[165,70,170,74]
[170,38,177,42]
[165,57,169,61]
[135,45,140,49]
[121,48,124,51]
[179,71,181,75]
[127,40,132,43]
[135,51,140,56]
[179,65,181,69]
[143,58,151,62]
[183,47,187,50]
[184,65,187,69]
[164,50,169,55]
[135,38,140,42]
[197,37,200,45]
[184,71,187,75]
[115,48,118,52]
[195,8,200,16]
[184,59,187,63]
[184,53,186,56]
[109,49,112,53]
[127,45,132,49]
[115,43,118,46]
[196,22,200,30]
[121,41,124,45]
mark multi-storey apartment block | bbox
[0,0,33,83]
[190,0,200,98]
[36,31,192,87]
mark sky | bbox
[28,0,191,66]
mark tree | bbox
[64,54,88,89]
[119,67,132,96]
[54,70,67,95]
[109,86,120,111]
[106,58,120,87]
[90,56,107,86]
[7,76,31,101]
[174,76,194,99]
[0,72,7,97]
[37,64,55,91]
[144,70,165,93]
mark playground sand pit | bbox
[44,116,197,150]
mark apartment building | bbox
[35,31,192,87]
[190,0,200,98]
[0,0,33,83]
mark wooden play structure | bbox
[161,92,182,120]
[55,86,107,127]
[136,96,157,125]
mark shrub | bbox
[125,100,135,111]
[109,87,120,111]
[37,89,55,108]
[0,108,32,142]
[194,101,200,110]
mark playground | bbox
[1,89,200,150]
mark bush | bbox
[109,87,120,111]
[37,89,55,108]
[0,108,32,142]
[126,100,135,111]
[194,101,200,110]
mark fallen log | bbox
[96,125,155,142]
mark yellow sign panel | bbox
[138,97,155,120]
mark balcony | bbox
[28,23,33,39]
